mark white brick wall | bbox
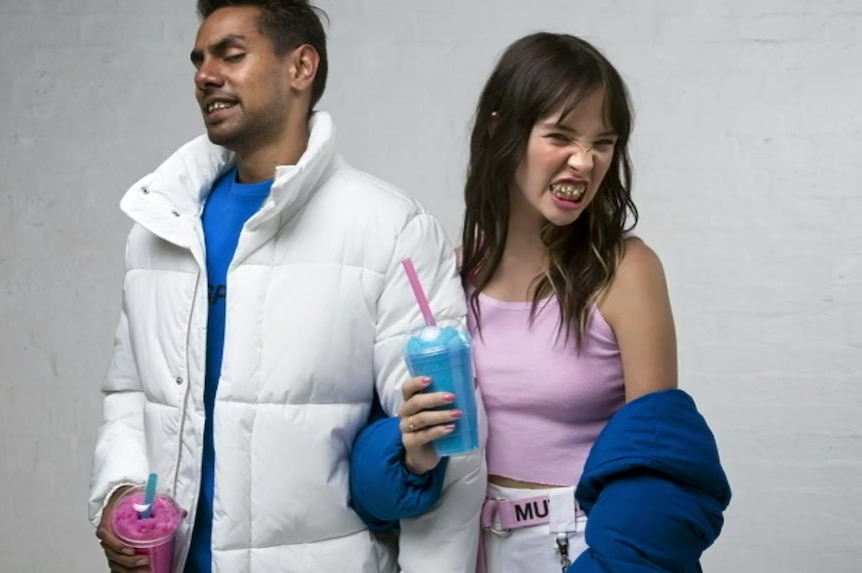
[1,1,859,571]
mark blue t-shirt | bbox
[185,167,271,573]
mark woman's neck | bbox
[505,197,547,269]
[481,205,548,301]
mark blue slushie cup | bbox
[404,323,480,457]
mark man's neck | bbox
[234,119,310,184]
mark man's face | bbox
[191,6,292,150]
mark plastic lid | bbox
[405,325,470,355]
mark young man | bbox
[88,2,485,571]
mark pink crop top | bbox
[468,290,626,486]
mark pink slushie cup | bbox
[111,486,183,573]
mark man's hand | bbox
[95,486,150,573]
[397,376,460,475]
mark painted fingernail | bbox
[444,424,456,431]
[421,377,432,385]
[443,393,455,402]
[450,410,463,419]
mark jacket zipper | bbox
[174,268,202,569]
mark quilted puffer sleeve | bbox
[88,239,149,527]
[349,415,448,528]
[373,211,486,573]
[570,390,731,573]
[569,474,726,573]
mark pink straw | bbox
[401,258,437,327]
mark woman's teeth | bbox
[550,182,586,201]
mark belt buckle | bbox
[485,496,513,537]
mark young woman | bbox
[350,32,730,573]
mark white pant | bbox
[483,483,588,573]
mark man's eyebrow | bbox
[190,34,247,65]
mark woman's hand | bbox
[397,376,461,475]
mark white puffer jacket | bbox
[88,112,486,572]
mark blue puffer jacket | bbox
[350,389,731,572]
[569,389,732,572]
[348,395,448,530]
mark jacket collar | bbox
[120,111,337,248]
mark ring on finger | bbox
[408,416,418,432]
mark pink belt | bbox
[481,493,585,535]
[477,493,585,573]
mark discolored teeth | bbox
[550,182,586,201]
[206,102,235,113]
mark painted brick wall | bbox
[1,1,859,571]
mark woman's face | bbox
[511,88,618,229]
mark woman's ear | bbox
[488,111,499,137]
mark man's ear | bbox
[288,44,319,92]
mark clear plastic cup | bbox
[111,486,183,573]
[404,321,479,456]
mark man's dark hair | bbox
[197,0,329,109]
